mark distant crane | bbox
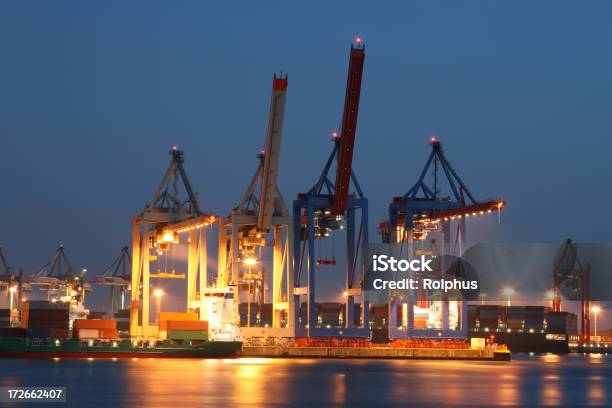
[0,246,23,323]
[94,246,131,317]
[552,239,590,344]
[221,74,294,334]
[0,246,18,291]
[293,39,369,337]
[27,245,91,304]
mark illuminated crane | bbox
[1,246,22,324]
[130,148,215,338]
[94,246,131,317]
[220,74,294,336]
[27,245,91,304]
[0,246,16,289]
[379,138,505,339]
[293,39,369,337]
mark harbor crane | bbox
[1,246,22,323]
[27,245,91,304]
[220,74,294,336]
[0,247,19,291]
[130,148,215,338]
[94,246,131,317]
[379,138,505,339]
[552,239,590,344]
[293,39,369,337]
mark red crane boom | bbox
[332,42,365,215]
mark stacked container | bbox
[0,309,25,337]
[166,320,208,341]
[113,309,130,332]
[0,309,10,328]
[546,311,577,335]
[23,300,71,339]
[73,319,119,340]
[506,306,526,330]
[158,311,198,338]
[478,305,503,331]
[524,306,547,332]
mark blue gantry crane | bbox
[293,39,369,337]
[379,137,506,339]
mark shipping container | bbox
[116,321,130,331]
[166,320,208,331]
[25,300,70,310]
[76,328,100,339]
[88,311,107,319]
[27,310,70,321]
[48,328,71,339]
[159,312,198,331]
[0,327,27,337]
[467,305,478,328]
[99,328,119,339]
[113,309,130,318]
[73,319,116,330]
[546,311,578,335]
[28,320,70,329]
[167,330,208,341]
[28,328,51,338]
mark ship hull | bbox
[0,338,242,359]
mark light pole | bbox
[479,293,488,305]
[244,258,257,327]
[154,289,164,323]
[591,305,601,339]
[8,286,17,325]
[503,287,514,307]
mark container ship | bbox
[0,300,241,359]
[467,304,579,353]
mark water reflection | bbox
[0,355,609,407]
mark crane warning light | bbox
[430,135,438,144]
[355,36,362,44]
[172,146,178,151]
[331,131,339,140]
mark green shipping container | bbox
[167,330,208,341]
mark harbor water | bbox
[0,354,610,407]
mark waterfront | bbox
[0,354,610,407]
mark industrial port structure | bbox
[7,38,603,355]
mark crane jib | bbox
[332,45,365,215]
[257,74,288,231]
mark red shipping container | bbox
[48,328,71,339]
[28,310,69,321]
[73,319,116,330]
[166,320,208,331]
[27,320,69,329]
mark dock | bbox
[243,346,511,361]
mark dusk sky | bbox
[1,2,611,313]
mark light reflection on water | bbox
[0,354,610,407]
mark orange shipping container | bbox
[99,328,119,339]
[413,316,428,329]
[159,312,198,331]
[74,319,116,330]
[166,320,208,331]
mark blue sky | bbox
[1,1,611,313]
